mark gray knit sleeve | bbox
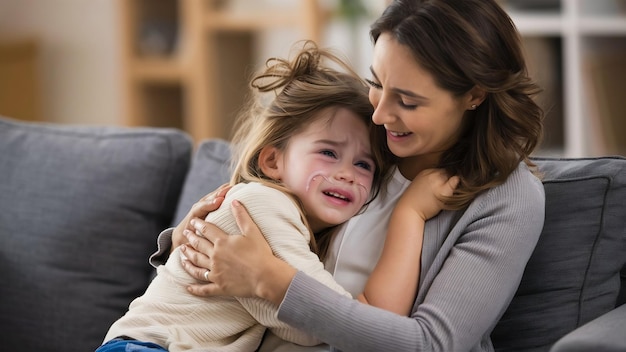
[149,227,174,268]
[279,272,426,351]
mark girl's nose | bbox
[335,163,356,183]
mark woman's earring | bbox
[470,104,477,110]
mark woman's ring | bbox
[203,269,210,281]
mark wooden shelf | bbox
[204,12,303,30]
[118,0,325,143]
[130,58,184,83]
[0,38,41,122]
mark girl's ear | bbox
[259,146,283,180]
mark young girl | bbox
[98,42,402,352]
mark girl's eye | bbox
[365,78,382,89]
[356,161,373,171]
[320,150,337,158]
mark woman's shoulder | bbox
[479,162,545,209]
[454,162,546,246]
[504,162,544,196]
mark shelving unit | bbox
[118,0,325,142]
[504,0,626,156]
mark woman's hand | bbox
[180,200,297,305]
[171,184,231,251]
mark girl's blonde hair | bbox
[229,41,394,259]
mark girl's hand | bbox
[181,200,296,305]
[171,184,231,251]
[398,169,460,221]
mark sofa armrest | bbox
[550,304,626,352]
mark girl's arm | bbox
[357,169,459,315]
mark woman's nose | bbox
[371,93,393,126]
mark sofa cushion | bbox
[173,138,232,225]
[0,116,192,352]
[492,157,626,352]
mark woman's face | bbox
[367,32,472,179]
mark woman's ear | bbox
[258,146,283,180]
[467,86,487,110]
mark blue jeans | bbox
[96,338,168,352]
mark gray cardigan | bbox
[277,163,545,352]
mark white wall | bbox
[0,0,123,125]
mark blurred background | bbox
[0,0,625,157]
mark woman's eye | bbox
[356,161,373,171]
[365,78,382,89]
[399,100,418,110]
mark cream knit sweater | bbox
[104,182,351,352]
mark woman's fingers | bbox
[181,226,214,270]
[192,184,231,218]
[191,216,229,246]
[187,184,232,229]
[231,200,271,250]
[186,281,224,297]
[172,184,231,249]
[180,244,225,297]
[231,200,255,236]
[180,244,210,276]
[211,183,232,201]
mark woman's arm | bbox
[357,170,459,315]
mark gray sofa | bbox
[0,115,624,352]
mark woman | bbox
[156,0,545,350]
